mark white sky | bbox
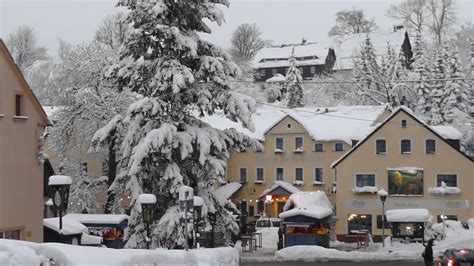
[0,0,472,57]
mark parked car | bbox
[436,248,474,266]
[255,218,281,230]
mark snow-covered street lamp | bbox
[193,196,204,248]
[378,188,388,247]
[48,175,72,243]
[139,193,156,249]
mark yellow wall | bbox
[334,110,474,237]
[227,116,354,216]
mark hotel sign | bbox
[346,199,469,210]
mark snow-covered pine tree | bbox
[444,44,470,117]
[103,0,261,248]
[411,32,432,116]
[429,45,448,125]
[285,47,304,108]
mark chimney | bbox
[302,38,307,45]
[393,25,404,32]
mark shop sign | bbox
[346,199,469,210]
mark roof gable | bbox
[0,39,48,126]
[331,106,473,168]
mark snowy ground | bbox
[0,239,239,266]
[244,221,474,263]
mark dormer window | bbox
[401,119,407,128]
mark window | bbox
[310,66,316,74]
[256,168,264,182]
[347,214,372,234]
[401,119,407,128]
[0,229,21,240]
[295,168,303,181]
[436,215,458,223]
[15,95,22,116]
[294,137,303,151]
[315,168,324,183]
[287,123,292,128]
[356,174,375,187]
[275,137,284,152]
[272,68,277,75]
[334,142,344,152]
[401,139,411,154]
[314,143,324,152]
[376,215,391,229]
[436,174,457,187]
[388,168,424,195]
[425,139,436,154]
[276,168,284,181]
[260,69,265,76]
[239,168,247,183]
[376,139,386,154]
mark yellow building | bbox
[204,105,388,218]
[332,107,473,241]
[0,39,49,242]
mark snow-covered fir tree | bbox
[444,44,470,116]
[411,32,432,116]
[429,45,448,125]
[285,48,304,108]
[100,0,261,248]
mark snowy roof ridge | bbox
[65,214,129,225]
[214,182,242,200]
[279,191,333,219]
[43,217,88,235]
[259,181,301,198]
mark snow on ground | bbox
[0,239,239,266]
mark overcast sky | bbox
[1,0,472,57]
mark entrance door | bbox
[277,202,285,215]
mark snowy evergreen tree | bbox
[101,0,261,248]
[444,44,470,116]
[285,48,304,108]
[429,45,448,124]
[411,32,432,116]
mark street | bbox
[243,261,423,266]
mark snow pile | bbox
[0,239,240,266]
[80,232,102,245]
[48,175,72,185]
[386,209,431,223]
[428,186,461,195]
[266,74,286,83]
[377,188,388,196]
[64,214,129,225]
[215,182,242,200]
[43,217,88,235]
[259,181,300,198]
[201,105,386,144]
[279,191,333,220]
[352,186,378,194]
[138,194,157,204]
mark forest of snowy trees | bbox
[3,0,473,249]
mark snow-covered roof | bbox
[266,74,286,83]
[214,182,242,200]
[43,217,88,235]
[432,126,462,140]
[64,214,129,225]
[257,58,325,69]
[200,105,387,144]
[42,106,61,118]
[48,175,72,186]
[138,194,157,204]
[330,31,407,70]
[259,181,301,198]
[254,42,329,68]
[386,208,431,223]
[81,232,102,245]
[279,191,333,220]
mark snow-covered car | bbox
[255,218,281,230]
[436,248,474,266]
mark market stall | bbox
[279,191,334,248]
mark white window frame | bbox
[294,136,304,151]
[275,136,284,152]
[256,167,265,183]
[295,167,304,182]
[315,168,324,183]
[354,173,376,188]
[436,173,458,187]
[425,139,436,155]
[276,167,284,182]
[375,139,387,155]
[314,142,324,152]
[400,139,412,154]
[334,142,344,152]
[310,66,316,74]
[239,167,247,183]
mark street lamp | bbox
[48,175,72,243]
[193,196,204,248]
[138,193,156,249]
[208,212,217,248]
[378,188,388,247]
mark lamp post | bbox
[178,186,194,251]
[138,193,157,249]
[48,175,72,243]
[208,212,217,248]
[193,196,204,248]
[378,188,388,247]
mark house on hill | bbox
[0,39,49,242]
[330,29,412,72]
[253,40,336,81]
[331,106,473,242]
